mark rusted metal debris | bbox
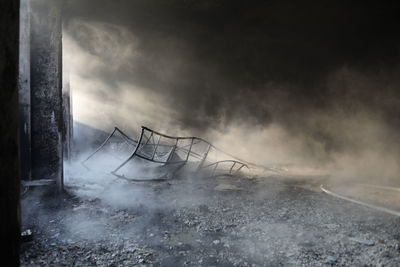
[82,126,249,180]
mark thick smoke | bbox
[62,0,400,183]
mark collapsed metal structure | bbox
[82,126,248,180]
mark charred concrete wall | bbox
[0,0,21,265]
[30,0,63,188]
[19,0,32,181]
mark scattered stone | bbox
[21,229,33,242]
[324,255,337,264]
[213,240,221,245]
[215,183,241,191]
[349,237,375,246]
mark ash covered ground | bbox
[21,164,400,266]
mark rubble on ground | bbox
[20,174,400,266]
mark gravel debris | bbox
[20,174,400,266]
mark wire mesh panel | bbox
[126,127,211,165]
[82,128,137,172]
[187,139,211,164]
[134,129,157,160]
[173,138,193,162]
[134,127,182,163]
[153,135,178,163]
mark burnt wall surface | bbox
[0,0,21,265]
[30,1,63,186]
[19,0,32,181]
[62,76,73,160]
[62,50,73,160]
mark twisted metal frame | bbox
[112,126,212,173]
[82,126,249,179]
[200,160,249,177]
[81,127,137,167]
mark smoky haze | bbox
[61,0,400,182]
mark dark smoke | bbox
[62,0,400,179]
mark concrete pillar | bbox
[19,0,32,181]
[30,0,63,190]
[0,0,21,265]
